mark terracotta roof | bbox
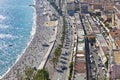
[75,62,86,73]
[116,40,120,48]
[102,47,109,55]
[111,65,120,80]
[104,4,114,10]
[109,29,120,39]
[116,14,120,19]
[113,50,120,65]
[86,0,114,5]
[115,5,120,11]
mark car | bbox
[103,70,107,76]
[98,63,101,67]
[93,49,97,52]
[90,58,95,63]
[66,42,70,44]
[65,46,69,49]
[102,67,105,70]
[102,64,105,67]
[92,67,97,72]
[42,43,49,47]
[65,52,68,55]
[57,68,63,73]
[61,56,67,60]
[66,40,71,42]
[98,57,101,61]
[61,66,67,70]
[98,58,102,64]
[92,72,96,78]
[65,43,69,46]
[90,55,94,58]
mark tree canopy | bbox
[24,67,50,80]
[33,69,50,80]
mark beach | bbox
[0,0,56,80]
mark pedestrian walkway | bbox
[38,27,57,70]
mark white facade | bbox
[67,0,75,11]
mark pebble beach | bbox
[0,0,55,80]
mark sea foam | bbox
[0,24,9,29]
[0,15,6,20]
[0,34,15,39]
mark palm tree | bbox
[33,69,50,80]
[24,66,34,80]
[51,57,58,69]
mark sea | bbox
[0,0,34,76]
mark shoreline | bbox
[0,0,56,79]
[0,0,37,79]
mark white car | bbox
[90,55,93,58]
[102,65,105,70]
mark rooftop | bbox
[75,62,86,73]
[44,20,58,27]
[115,5,120,11]
[116,14,120,19]
[104,4,114,11]
[109,29,120,39]
[102,46,109,55]
[113,50,120,65]
[111,65,120,80]
[67,0,74,3]
[96,34,108,47]
[116,40,120,48]
[77,43,84,51]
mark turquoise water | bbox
[0,0,33,75]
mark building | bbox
[95,34,108,63]
[114,5,120,14]
[114,13,120,29]
[109,49,120,80]
[80,2,89,14]
[74,32,86,80]
[74,0,80,11]
[109,29,120,49]
[102,4,114,22]
[67,0,75,16]
[73,13,86,80]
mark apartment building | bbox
[109,49,120,80]
[73,13,86,80]
[109,29,120,49]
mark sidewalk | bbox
[37,26,57,70]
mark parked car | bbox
[90,58,95,63]
[90,55,94,58]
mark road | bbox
[84,14,107,80]
[80,14,91,80]
[52,16,73,80]
[79,14,107,80]
[43,0,64,79]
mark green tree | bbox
[24,66,34,80]
[69,62,74,80]
[105,22,109,27]
[99,17,104,21]
[33,69,50,80]
[51,57,58,68]
[88,36,96,43]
